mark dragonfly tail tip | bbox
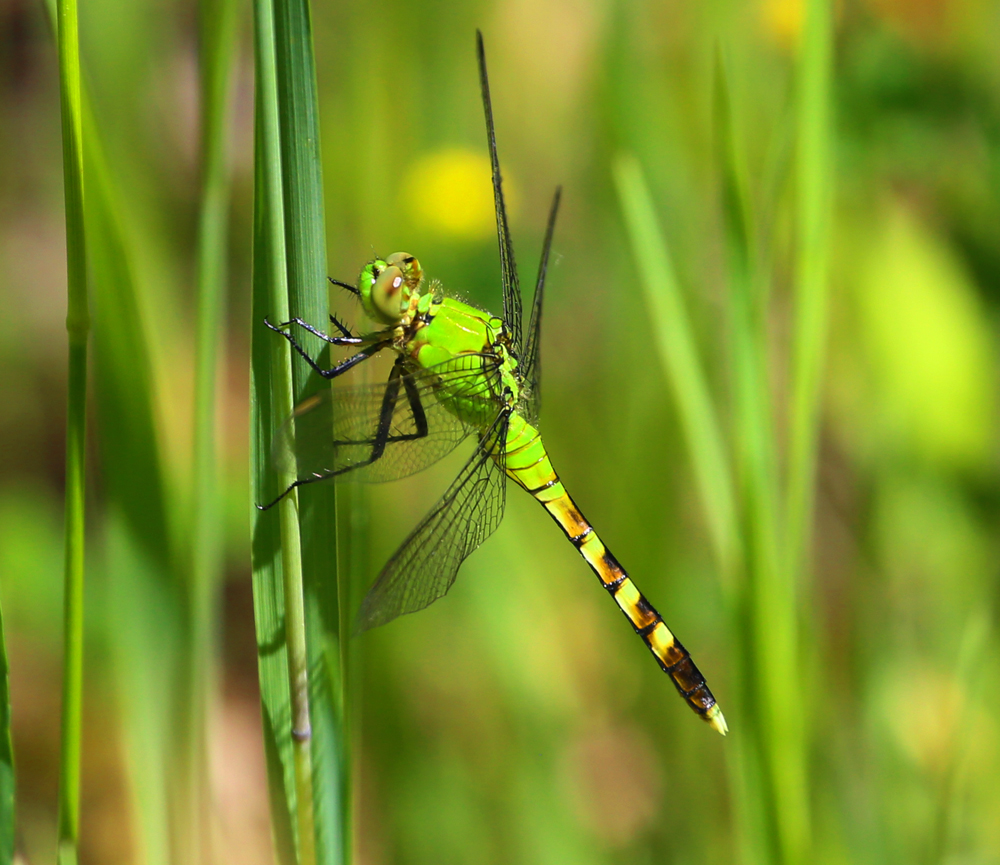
[706,705,728,736]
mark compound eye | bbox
[371,264,405,322]
[385,252,423,290]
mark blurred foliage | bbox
[1,0,1000,862]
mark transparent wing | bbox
[356,408,510,631]
[272,353,503,486]
[521,186,561,425]
[477,31,522,357]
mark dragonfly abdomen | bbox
[503,414,727,735]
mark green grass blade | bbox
[0,599,12,865]
[54,0,88,860]
[44,0,186,858]
[251,0,342,862]
[186,0,240,858]
[251,1,308,857]
[613,154,739,581]
[785,0,833,622]
[715,49,810,865]
[270,1,343,857]
[82,95,179,865]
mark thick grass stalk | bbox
[253,0,343,861]
[55,0,88,861]
[785,0,832,611]
[253,1,316,861]
[186,0,239,859]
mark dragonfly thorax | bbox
[358,252,425,325]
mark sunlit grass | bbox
[54,0,88,861]
[250,0,346,862]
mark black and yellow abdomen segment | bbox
[502,413,727,734]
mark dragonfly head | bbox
[358,253,424,325]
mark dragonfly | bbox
[261,31,726,735]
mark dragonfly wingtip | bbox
[706,705,728,737]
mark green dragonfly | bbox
[262,32,726,735]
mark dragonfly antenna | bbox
[328,276,360,296]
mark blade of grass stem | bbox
[715,49,810,865]
[249,89,299,860]
[50,0,190,844]
[0,599,12,865]
[928,608,992,863]
[251,0,342,862]
[251,0,313,857]
[785,0,832,654]
[270,0,343,857]
[186,0,239,859]
[613,154,739,582]
[81,89,179,865]
[55,0,88,860]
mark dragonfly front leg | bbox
[264,317,391,380]
[275,314,363,345]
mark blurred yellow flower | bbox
[401,148,508,240]
[760,0,804,50]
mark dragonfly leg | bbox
[398,366,429,439]
[267,315,365,346]
[346,359,431,465]
[329,360,430,449]
[328,313,356,339]
[264,317,390,379]
[256,474,332,511]
[257,358,429,512]
[256,378,399,507]
[364,360,406,462]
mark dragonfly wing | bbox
[273,353,503,486]
[477,31,522,357]
[521,186,561,425]
[356,408,510,632]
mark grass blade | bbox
[82,94,179,865]
[613,154,739,580]
[715,49,810,864]
[251,0,342,862]
[45,0,185,857]
[269,2,343,855]
[251,0,310,857]
[54,0,88,859]
[0,599,12,865]
[185,0,240,858]
[785,0,833,637]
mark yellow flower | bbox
[761,0,803,50]
[402,148,510,240]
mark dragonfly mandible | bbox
[260,31,726,735]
